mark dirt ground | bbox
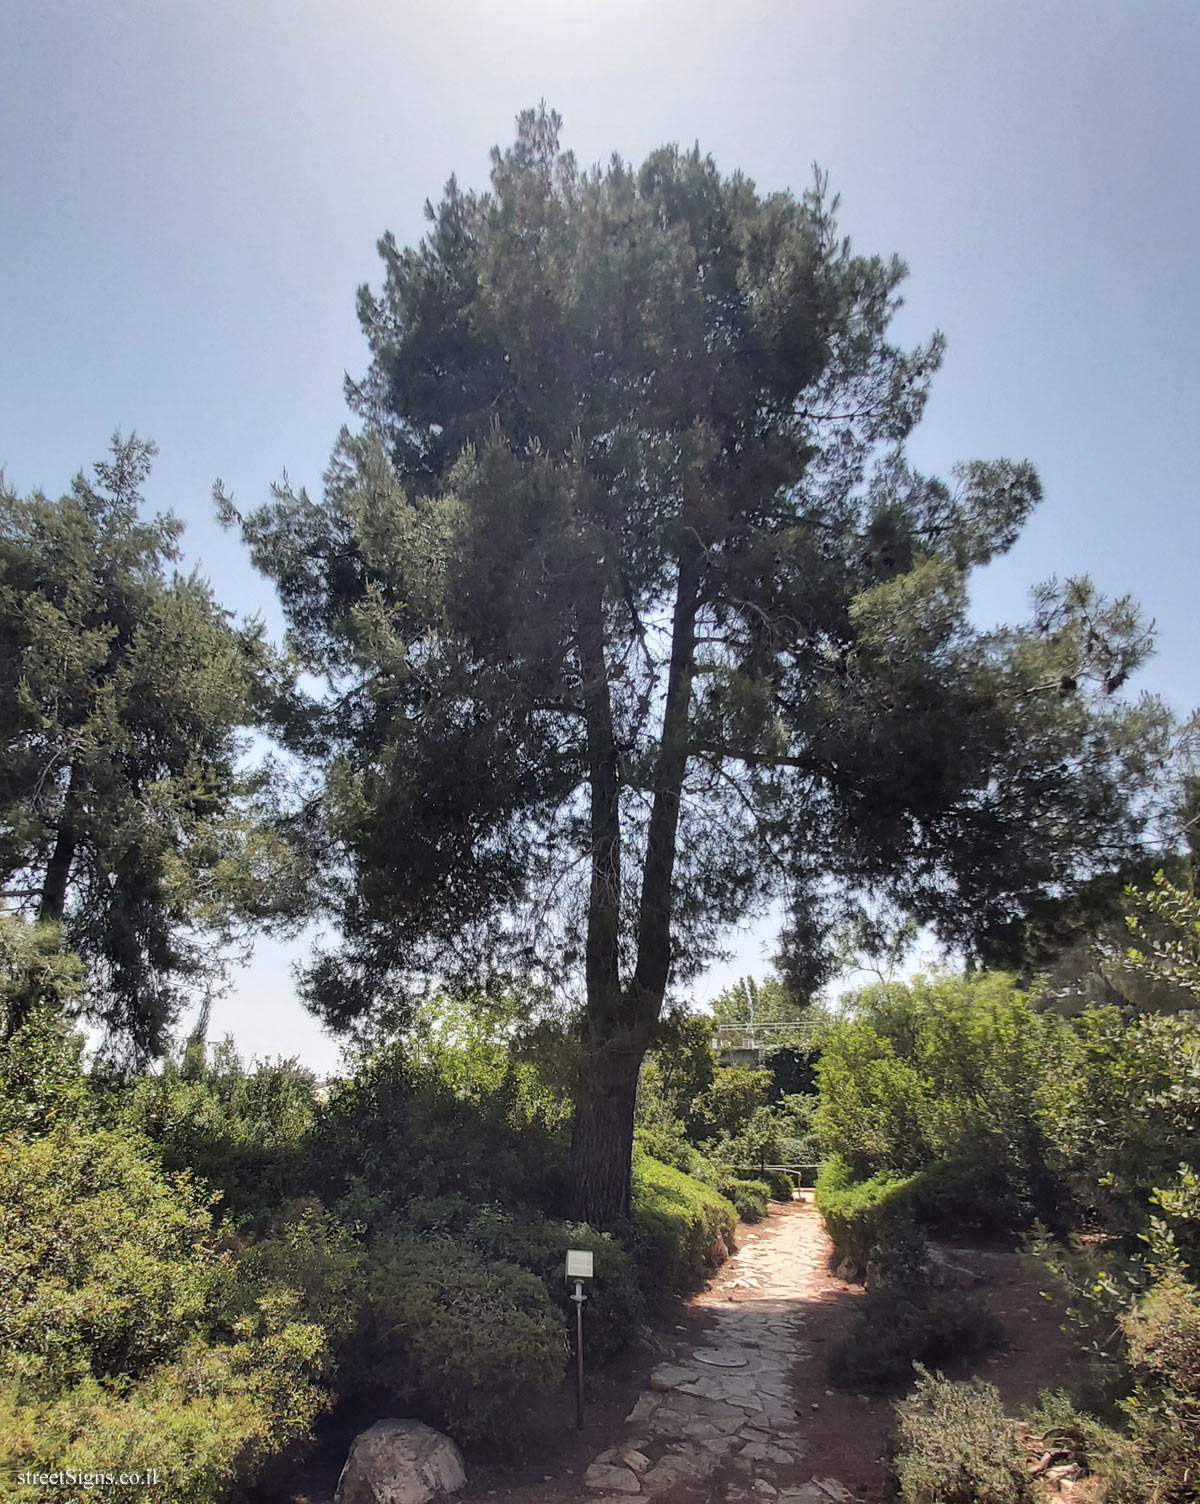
[275,1198,1087,1504]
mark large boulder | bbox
[334,1420,467,1504]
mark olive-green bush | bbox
[117,1041,319,1221]
[311,1032,571,1225]
[0,1125,328,1503]
[814,973,1064,1234]
[720,1177,772,1223]
[894,1369,1032,1504]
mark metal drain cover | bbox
[693,1348,749,1368]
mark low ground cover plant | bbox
[894,1368,1032,1504]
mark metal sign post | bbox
[565,1249,594,1431]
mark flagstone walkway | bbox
[578,1203,860,1504]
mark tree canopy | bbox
[229,108,1185,1224]
[0,435,302,1060]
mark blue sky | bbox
[3,0,1198,1071]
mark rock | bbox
[583,1463,641,1494]
[334,1420,466,1504]
[752,1483,778,1499]
[619,1450,651,1475]
[928,1247,986,1288]
[814,1482,855,1504]
[643,1454,707,1495]
[649,1362,703,1391]
[710,1233,730,1264]
[1046,1463,1083,1483]
[834,1259,861,1283]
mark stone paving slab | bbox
[583,1206,861,1504]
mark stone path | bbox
[579,1206,858,1504]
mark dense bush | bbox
[815,1153,917,1267]
[356,1232,566,1454]
[815,973,1064,1233]
[311,1030,571,1226]
[630,1153,737,1307]
[0,1125,328,1503]
[717,1176,772,1223]
[894,1369,1032,1504]
[422,1201,644,1364]
[633,1057,706,1174]
[232,1198,569,1457]
[117,1040,319,1221]
[1112,1271,1200,1501]
[828,1290,1003,1390]
[0,1006,89,1138]
[1042,1007,1200,1252]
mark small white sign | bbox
[565,1249,594,1279]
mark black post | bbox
[573,1281,585,1430]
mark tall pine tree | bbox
[231,110,1182,1225]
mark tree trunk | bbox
[565,539,702,1230]
[38,767,83,925]
[567,1043,642,1227]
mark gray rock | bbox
[813,1482,855,1504]
[928,1246,986,1288]
[334,1420,466,1504]
[643,1454,709,1495]
[648,1362,701,1392]
[583,1463,641,1494]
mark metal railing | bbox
[723,1162,824,1188]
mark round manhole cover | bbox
[693,1349,749,1368]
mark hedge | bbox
[814,1152,916,1267]
[630,1153,737,1308]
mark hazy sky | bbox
[3,0,1197,1071]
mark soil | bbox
[270,1198,1087,1504]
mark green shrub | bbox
[0,1007,89,1139]
[815,1153,917,1267]
[1116,1271,1200,1500]
[688,1066,772,1145]
[814,973,1063,1231]
[1043,1008,1200,1254]
[761,1169,796,1201]
[908,1154,1039,1240]
[720,1177,771,1223]
[0,1125,222,1392]
[0,1315,327,1504]
[828,1291,1002,1390]
[449,1204,642,1364]
[117,1040,319,1222]
[630,1153,737,1308]
[311,1038,570,1226]
[894,1368,1032,1504]
[0,1125,329,1502]
[356,1232,566,1454]
[632,1060,706,1174]
[868,1213,932,1297]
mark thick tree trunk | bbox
[567,1043,642,1227]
